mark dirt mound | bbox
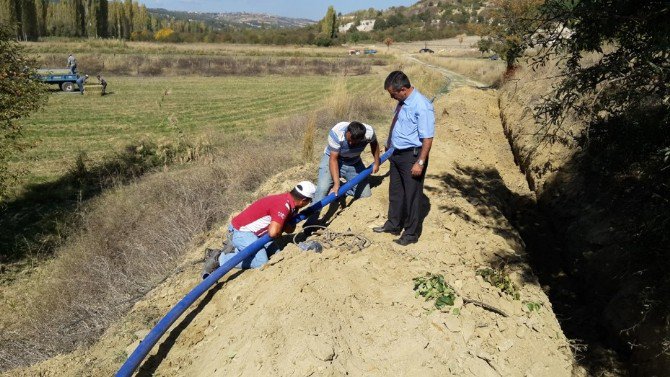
[6,87,579,376]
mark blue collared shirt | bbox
[390,88,435,150]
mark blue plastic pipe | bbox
[116,148,394,377]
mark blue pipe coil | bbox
[116,148,394,376]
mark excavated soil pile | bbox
[7,86,579,376]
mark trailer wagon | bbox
[36,69,80,92]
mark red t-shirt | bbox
[231,193,296,236]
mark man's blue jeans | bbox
[218,225,278,269]
[305,154,371,226]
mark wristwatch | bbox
[417,159,424,166]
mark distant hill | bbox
[215,12,315,29]
[339,0,491,32]
[148,8,316,30]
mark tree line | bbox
[0,0,209,41]
[0,1,491,45]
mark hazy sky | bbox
[139,0,417,20]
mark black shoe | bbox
[393,236,418,246]
[372,226,401,235]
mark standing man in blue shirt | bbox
[305,121,380,227]
[373,71,435,245]
[67,54,77,74]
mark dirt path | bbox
[6,83,580,376]
[404,55,489,90]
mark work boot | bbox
[201,248,222,279]
[221,240,236,255]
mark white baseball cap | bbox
[294,181,316,199]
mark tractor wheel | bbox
[61,82,75,92]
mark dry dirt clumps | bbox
[6,86,577,376]
[497,63,585,196]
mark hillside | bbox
[148,8,316,29]
[5,83,581,376]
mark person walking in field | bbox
[202,181,316,278]
[67,54,77,74]
[76,74,89,95]
[97,75,107,95]
[305,121,380,227]
[373,70,435,246]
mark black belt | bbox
[393,147,420,156]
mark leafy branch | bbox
[413,273,457,310]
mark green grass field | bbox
[13,74,380,191]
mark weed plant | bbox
[476,267,521,300]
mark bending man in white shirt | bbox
[305,121,380,227]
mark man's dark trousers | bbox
[385,148,427,239]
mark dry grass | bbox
[0,74,391,371]
[330,79,351,119]
[26,40,359,58]
[35,53,376,77]
[420,55,506,86]
[397,63,448,97]
[25,40,390,78]
[302,113,317,162]
[391,36,483,57]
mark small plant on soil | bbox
[114,350,127,363]
[413,273,457,310]
[523,300,542,312]
[476,267,520,300]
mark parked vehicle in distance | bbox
[489,54,500,60]
[36,69,80,92]
[363,49,377,54]
[419,48,434,53]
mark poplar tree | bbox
[76,0,86,36]
[87,0,98,37]
[35,0,47,36]
[122,0,132,37]
[19,0,38,41]
[98,0,107,37]
[321,6,337,39]
[55,0,84,37]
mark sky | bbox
[139,0,418,20]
